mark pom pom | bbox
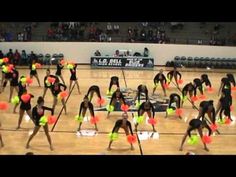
[206,86,214,93]
[32,64,36,70]
[187,135,199,145]
[231,86,236,91]
[225,117,232,125]
[58,91,68,100]
[230,105,234,112]
[199,94,206,100]
[136,115,144,124]
[3,57,9,63]
[163,83,169,89]
[191,96,198,102]
[47,77,56,84]
[135,100,142,108]
[106,90,114,96]
[67,64,74,69]
[21,94,31,103]
[11,96,20,105]
[108,132,118,141]
[153,83,160,88]
[177,79,183,84]
[167,108,175,115]
[20,77,27,84]
[35,63,42,68]
[0,59,3,64]
[106,105,114,112]
[45,80,51,87]
[90,116,99,124]
[75,115,84,123]
[202,135,212,144]
[217,118,225,124]
[175,108,183,116]
[121,104,129,112]
[127,134,137,144]
[2,65,8,73]
[96,98,105,105]
[39,116,48,126]
[60,59,66,65]
[210,124,218,132]
[0,102,9,110]
[148,118,157,125]
[180,95,187,101]
[47,115,57,124]
[26,76,33,84]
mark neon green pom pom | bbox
[135,115,144,124]
[167,108,175,115]
[187,135,198,145]
[135,100,142,108]
[106,105,114,112]
[180,95,187,101]
[11,96,20,105]
[45,80,51,87]
[75,115,84,122]
[108,132,119,141]
[39,116,48,126]
[2,65,8,73]
[106,90,114,96]
[32,64,36,70]
[67,64,74,69]
[217,118,225,124]
[0,59,3,64]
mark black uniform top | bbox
[221,77,231,88]
[138,102,155,117]
[111,76,119,84]
[10,69,19,86]
[18,81,27,97]
[4,71,12,79]
[78,101,94,117]
[29,64,37,75]
[169,93,181,108]
[137,85,148,94]
[110,91,126,105]
[188,118,211,137]
[199,101,215,123]
[44,75,59,88]
[87,85,100,93]
[70,64,77,80]
[220,96,232,109]
[50,83,67,96]
[182,83,194,95]
[32,106,54,126]
[193,78,202,87]
[227,74,236,87]
[20,94,34,110]
[55,63,64,76]
[167,70,182,79]
[112,119,133,135]
[154,73,166,83]
[201,74,212,87]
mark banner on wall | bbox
[90,56,154,69]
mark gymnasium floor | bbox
[0,65,236,155]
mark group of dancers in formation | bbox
[0,57,235,152]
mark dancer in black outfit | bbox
[135,101,156,132]
[0,121,3,148]
[179,118,212,151]
[69,64,81,94]
[55,59,65,84]
[153,69,167,96]
[196,100,216,124]
[167,67,182,89]
[77,95,98,131]
[42,69,59,98]
[181,82,195,107]
[29,60,41,87]
[134,84,149,104]
[26,96,54,151]
[201,74,212,88]
[8,66,19,102]
[50,79,67,114]
[86,85,103,107]
[218,77,231,96]
[108,76,120,94]
[107,113,134,151]
[165,93,181,119]
[16,91,34,129]
[193,78,204,96]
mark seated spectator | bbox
[94,50,101,56]
[125,50,132,56]
[13,49,21,65]
[106,22,112,34]
[114,50,120,57]
[20,50,28,65]
[99,32,107,42]
[140,28,147,41]
[7,49,14,63]
[113,24,120,34]
[143,47,149,57]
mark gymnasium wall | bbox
[1,42,236,65]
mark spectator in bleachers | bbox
[140,28,147,41]
[114,50,120,57]
[99,32,107,42]
[106,22,112,34]
[47,27,54,40]
[94,50,101,56]
[13,49,21,65]
[113,24,120,34]
[7,49,14,63]
[143,47,149,57]
[20,50,28,65]
[148,28,153,42]
[125,50,132,56]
